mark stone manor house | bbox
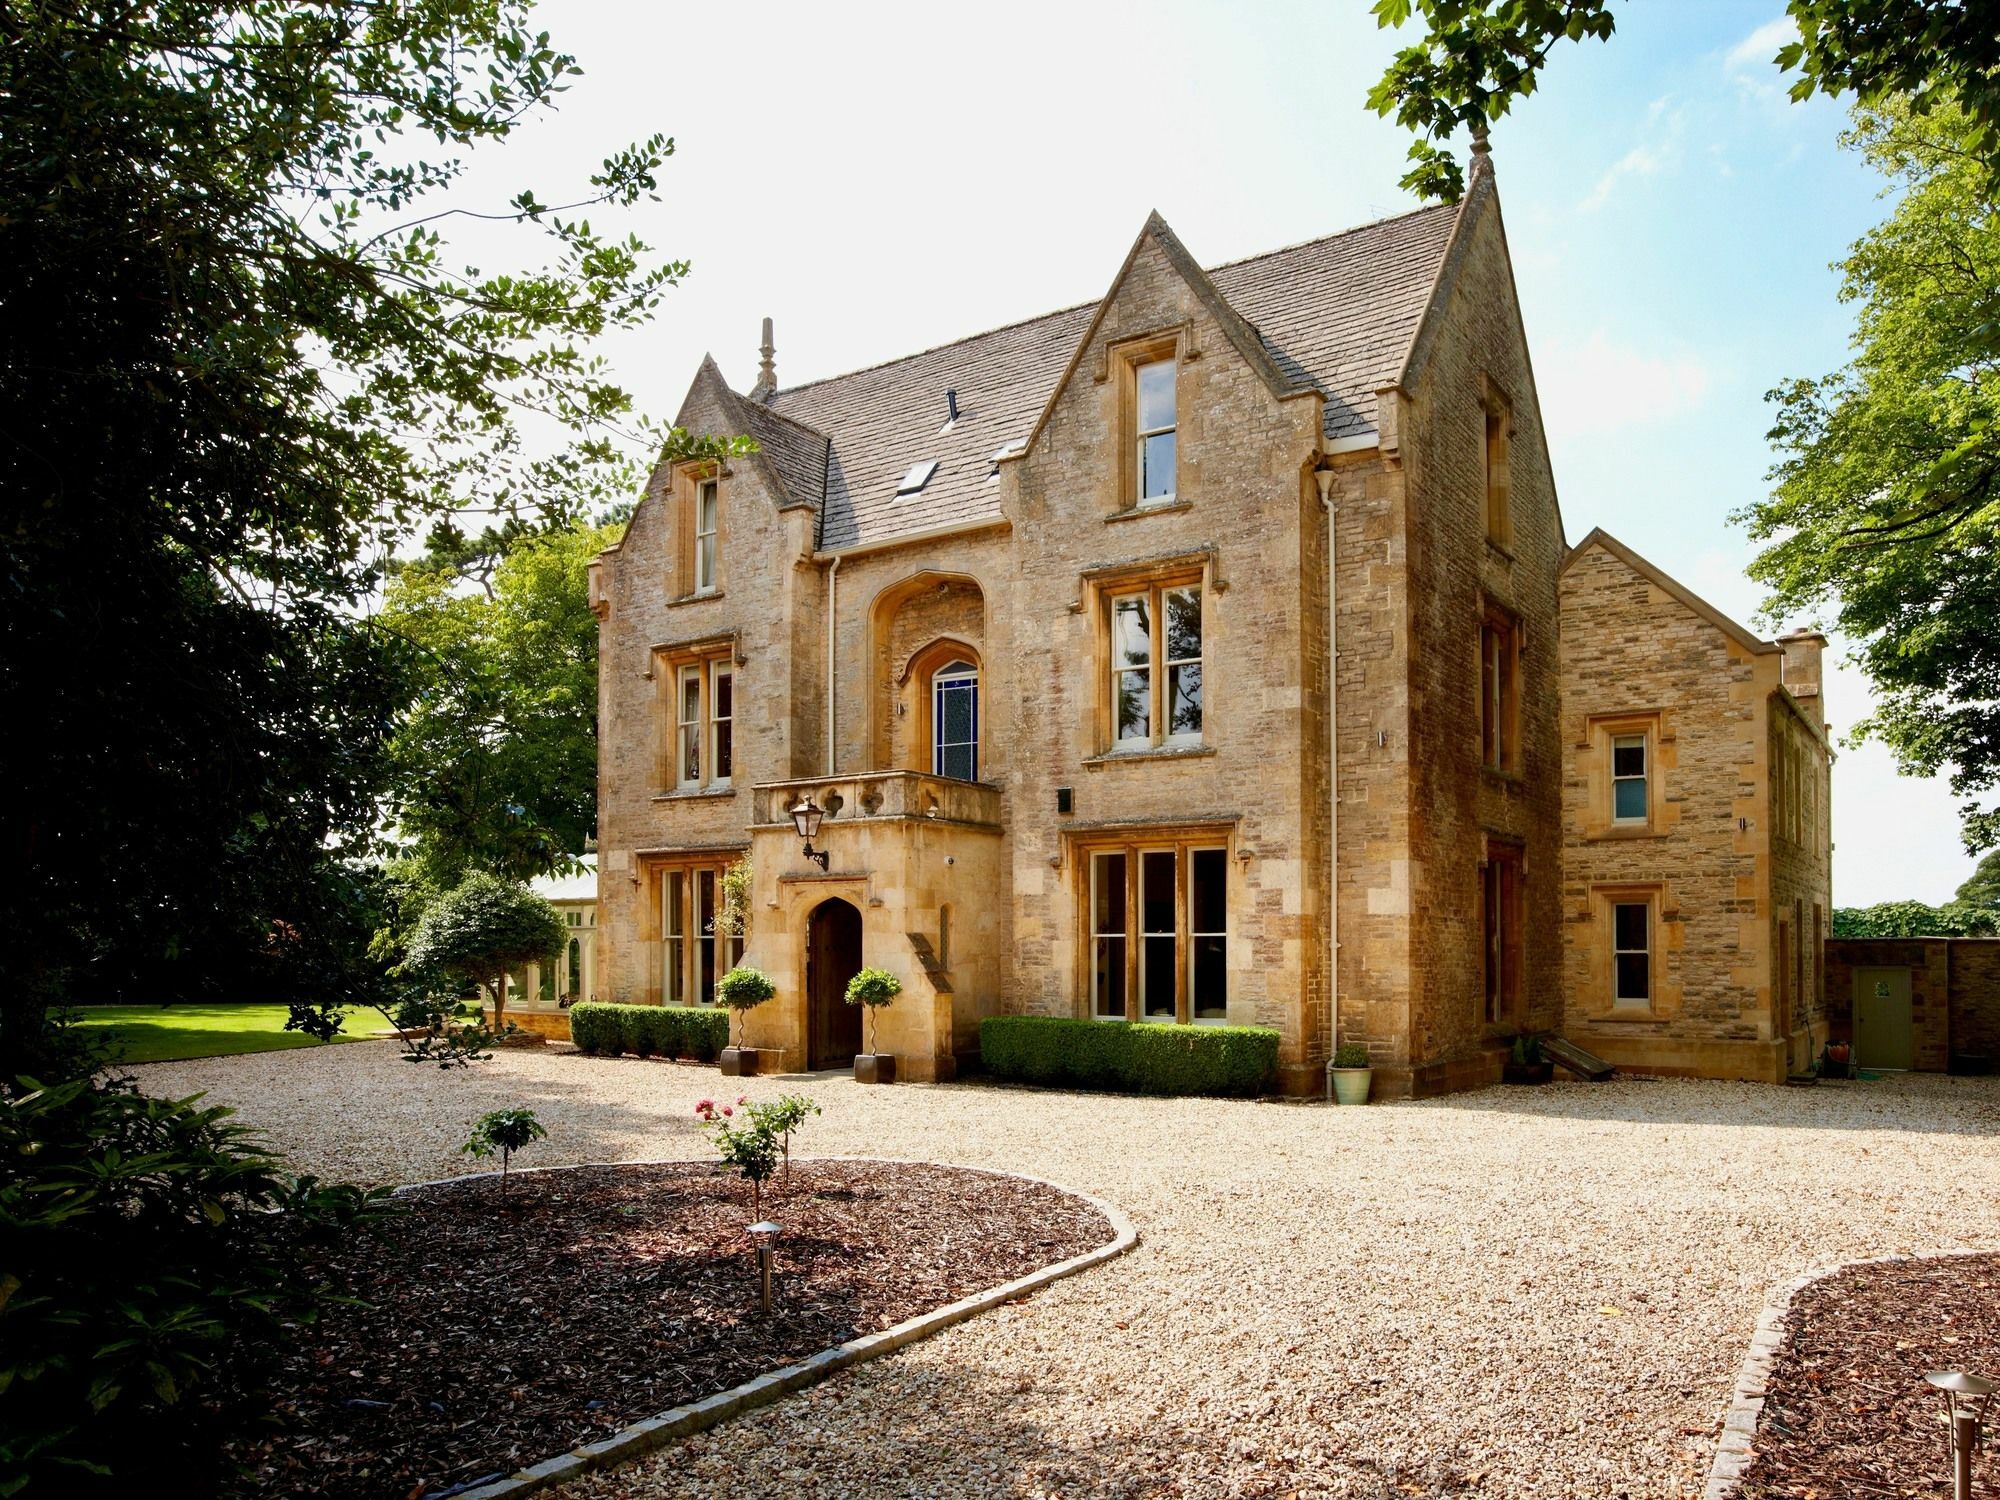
[582,151,1834,1096]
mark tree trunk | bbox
[493,969,508,1031]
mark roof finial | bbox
[750,316,777,401]
[1469,123,1493,180]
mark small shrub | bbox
[843,966,901,1054]
[713,967,777,1048]
[694,1096,778,1217]
[567,1003,727,1062]
[1331,1043,1371,1069]
[747,1093,820,1189]
[1507,1032,1545,1067]
[461,1106,547,1189]
[978,1016,1279,1097]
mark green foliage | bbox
[0,0,752,1065]
[715,968,778,1011]
[404,873,567,1019]
[714,967,776,1048]
[1958,851,2000,908]
[1741,100,2000,851]
[0,1076,391,1496]
[567,1002,728,1062]
[1507,1031,1546,1067]
[1331,1043,1373,1070]
[746,1093,820,1188]
[1832,901,2000,938]
[1370,1,2000,202]
[462,1106,547,1187]
[379,524,619,888]
[843,968,903,1008]
[844,967,901,1055]
[716,859,755,942]
[693,1098,779,1216]
[979,1017,1280,1098]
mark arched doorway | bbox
[807,898,864,1069]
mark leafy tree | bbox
[380,523,616,887]
[1832,900,2000,937]
[1743,101,2000,851]
[0,1076,392,1495]
[0,0,748,1074]
[404,872,566,1030]
[1958,850,2000,908]
[461,1106,548,1190]
[1369,0,2000,202]
[844,967,903,1056]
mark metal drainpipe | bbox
[824,554,841,775]
[1316,463,1340,1100]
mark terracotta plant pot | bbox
[1329,1066,1372,1105]
[853,1053,896,1085]
[719,1046,760,1078]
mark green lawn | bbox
[72,1003,380,1064]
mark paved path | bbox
[141,1045,2000,1498]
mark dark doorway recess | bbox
[807,898,864,1069]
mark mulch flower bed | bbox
[1738,1253,2000,1498]
[225,1160,1113,1499]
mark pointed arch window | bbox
[933,661,979,782]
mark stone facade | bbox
[590,160,1826,1095]
[1556,533,1832,1083]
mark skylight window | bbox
[897,460,939,496]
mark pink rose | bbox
[722,1106,733,1117]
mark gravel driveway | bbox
[139,1043,2000,1499]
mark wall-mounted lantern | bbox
[790,797,829,871]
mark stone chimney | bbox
[748,316,777,401]
[1778,630,1827,731]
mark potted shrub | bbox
[1328,1042,1372,1105]
[1821,1041,1852,1079]
[715,966,776,1077]
[845,966,901,1084]
[1503,1031,1554,1085]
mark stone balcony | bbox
[749,769,1002,833]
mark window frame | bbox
[1104,574,1205,753]
[932,659,980,782]
[1482,378,1513,551]
[693,475,720,594]
[1610,732,1649,826]
[653,638,739,795]
[1133,356,1178,508]
[654,858,746,1008]
[1482,840,1523,1026]
[1073,828,1232,1025]
[1479,603,1521,776]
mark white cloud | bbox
[1580,97,1683,211]
[1536,331,1714,438]
[1725,16,1796,75]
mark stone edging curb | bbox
[1704,1248,1992,1499]
[386,1157,1139,1500]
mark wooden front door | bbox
[807,898,864,1070]
[1854,967,1915,1071]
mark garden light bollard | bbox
[1925,1369,1995,1500]
[750,1220,782,1314]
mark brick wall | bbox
[1826,937,2000,1071]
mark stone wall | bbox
[1388,176,1565,1094]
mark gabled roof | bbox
[738,202,1464,553]
[1563,527,1781,657]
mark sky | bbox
[458,0,1975,906]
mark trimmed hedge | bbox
[978,1015,1280,1097]
[569,1002,729,1062]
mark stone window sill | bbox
[653,786,737,802]
[1106,499,1192,524]
[1581,1007,1664,1025]
[1082,743,1216,769]
[667,588,724,608]
[1587,825,1668,841]
[1485,537,1515,564]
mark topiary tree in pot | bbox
[1327,1042,1372,1106]
[405,871,568,1034]
[844,966,902,1084]
[714,965,776,1076]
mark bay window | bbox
[1084,834,1229,1023]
